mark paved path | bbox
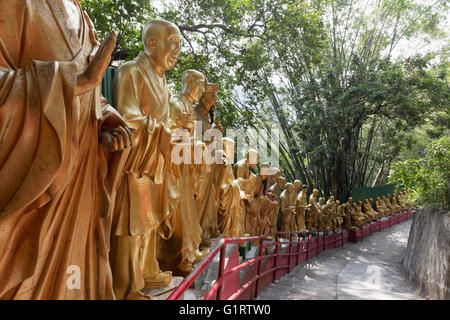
[257,219,424,300]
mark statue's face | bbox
[188,75,206,102]
[330,196,335,201]
[348,197,352,203]
[313,189,319,196]
[286,184,294,192]
[294,180,301,189]
[149,27,180,72]
[201,90,218,110]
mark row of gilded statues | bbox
[0,3,416,300]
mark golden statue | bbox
[326,196,338,230]
[194,82,225,245]
[375,197,388,217]
[233,149,259,179]
[157,69,209,277]
[279,183,296,235]
[384,195,396,215]
[217,138,245,238]
[0,0,135,300]
[381,196,392,216]
[363,199,378,221]
[267,177,286,234]
[253,164,275,236]
[335,200,344,231]
[350,203,365,230]
[296,185,311,233]
[307,189,321,231]
[318,197,327,231]
[110,19,182,299]
[344,198,355,230]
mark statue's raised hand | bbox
[75,32,117,96]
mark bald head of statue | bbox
[142,19,181,75]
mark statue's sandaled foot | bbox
[200,238,212,247]
[144,271,172,289]
[194,249,210,263]
[173,260,195,277]
[125,291,153,300]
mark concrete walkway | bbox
[257,219,424,300]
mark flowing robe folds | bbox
[111,52,179,298]
[296,193,308,232]
[217,164,244,238]
[158,95,203,271]
[0,0,127,299]
[266,184,282,234]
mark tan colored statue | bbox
[280,183,296,236]
[384,195,396,215]
[289,180,301,231]
[296,185,311,233]
[111,19,182,299]
[267,177,286,234]
[217,138,245,238]
[307,189,321,231]
[375,197,387,217]
[158,69,209,277]
[344,198,355,230]
[0,0,135,300]
[326,196,337,230]
[350,203,365,230]
[194,82,225,244]
[363,199,379,221]
[335,200,344,231]
[234,149,259,179]
[381,196,392,216]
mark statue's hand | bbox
[100,125,134,151]
[75,32,117,96]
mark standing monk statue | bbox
[194,82,225,245]
[296,185,311,233]
[111,20,181,299]
[267,177,286,234]
[158,69,209,277]
[0,0,134,299]
[279,183,296,236]
[307,189,321,231]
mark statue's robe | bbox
[217,164,244,238]
[193,106,224,242]
[266,184,282,234]
[111,51,179,298]
[0,0,128,299]
[307,196,320,231]
[296,193,308,232]
[157,96,202,271]
[279,190,294,234]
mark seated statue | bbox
[381,196,392,216]
[344,198,355,231]
[375,197,387,217]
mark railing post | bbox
[217,244,227,300]
[273,233,279,282]
[254,237,264,299]
[296,232,301,266]
[288,233,293,272]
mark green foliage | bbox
[389,137,450,206]
[79,0,153,61]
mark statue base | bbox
[141,276,184,300]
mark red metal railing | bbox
[166,209,415,300]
